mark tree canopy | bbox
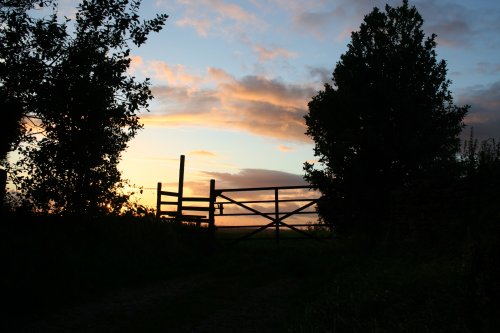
[304,0,468,227]
[4,0,167,215]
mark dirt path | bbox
[16,271,303,332]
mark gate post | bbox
[156,182,162,220]
[275,188,280,246]
[176,155,185,224]
[209,179,216,232]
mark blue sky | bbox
[56,0,500,208]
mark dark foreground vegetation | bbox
[1,192,498,333]
[0,215,200,324]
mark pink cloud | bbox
[204,0,256,23]
[175,17,211,36]
[174,0,259,37]
[190,150,217,157]
[277,145,294,152]
[205,168,307,188]
[252,44,297,61]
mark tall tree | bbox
[0,0,63,162]
[13,0,167,215]
[304,0,468,228]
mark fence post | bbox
[156,182,162,220]
[275,188,280,246]
[209,179,216,232]
[176,155,185,224]
[0,168,6,210]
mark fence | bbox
[156,155,330,242]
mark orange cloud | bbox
[207,67,235,83]
[148,61,199,87]
[219,75,313,110]
[143,66,316,142]
[129,55,144,73]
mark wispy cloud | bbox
[395,0,500,49]
[266,0,500,48]
[252,44,297,61]
[147,61,200,87]
[292,9,341,39]
[129,55,144,73]
[203,0,256,23]
[270,0,380,39]
[190,150,217,157]
[417,0,474,47]
[172,0,260,37]
[307,66,332,85]
[175,17,212,37]
[277,144,294,152]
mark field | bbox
[0,213,497,332]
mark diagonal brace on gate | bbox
[217,193,322,242]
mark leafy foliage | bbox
[304,0,468,229]
[0,0,63,161]
[8,0,167,215]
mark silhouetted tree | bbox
[304,0,468,230]
[12,0,167,215]
[0,0,63,162]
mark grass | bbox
[286,242,472,332]
[0,211,496,332]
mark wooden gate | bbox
[213,185,326,243]
[156,155,330,242]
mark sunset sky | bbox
[55,0,500,212]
